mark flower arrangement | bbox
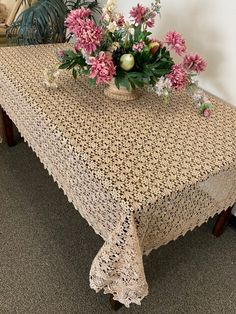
[54,0,212,116]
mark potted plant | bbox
[6,0,101,45]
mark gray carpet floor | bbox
[0,141,236,314]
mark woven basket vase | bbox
[104,80,140,101]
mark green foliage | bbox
[199,102,213,115]
[58,49,87,78]
[99,33,113,52]
[115,47,174,90]
[133,25,151,44]
[66,0,100,15]
[58,43,174,91]
[6,0,100,45]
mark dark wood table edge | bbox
[212,206,233,237]
[1,106,15,147]
[110,295,123,311]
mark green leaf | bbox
[115,77,120,89]
[134,25,142,41]
[88,77,96,87]
[128,79,136,90]
[72,68,78,79]
[58,62,71,70]
[199,102,213,114]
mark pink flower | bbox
[116,15,125,27]
[133,41,145,52]
[74,19,103,54]
[203,108,211,118]
[130,4,148,24]
[57,49,65,62]
[165,31,187,56]
[146,11,156,28]
[89,52,116,84]
[167,64,188,91]
[183,53,207,73]
[65,8,102,54]
[130,4,156,28]
[65,8,91,33]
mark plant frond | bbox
[7,0,67,45]
[7,0,101,45]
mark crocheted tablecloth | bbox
[0,45,236,307]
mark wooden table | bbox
[0,44,235,309]
[1,106,233,236]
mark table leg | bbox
[109,295,123,311]
[213,206,233,237]
[1,108,14,147]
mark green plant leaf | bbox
[88,77,97,87]
[7,0,101,45]
[72,67,78,79]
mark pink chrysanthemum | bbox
[133,41,145,52]
[65,8,91,33]
[57,49,65,62]
[130,4,148,24]
[167,64,188,91]
[146,11,157,28]
[165,31,187,56]
[116,14,125,27]
[89,52,116,84]
[183,53,207,73]
[74,19,103,54]
[203,108,211,118]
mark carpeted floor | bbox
[0,141,236,314]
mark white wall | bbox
[101,0,236,106]
[157,0,236,107]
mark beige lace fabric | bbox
[0,44,236,307]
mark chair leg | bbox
[109,295,123,311]
[1,108,14,147]
[213,206,233,237]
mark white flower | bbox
[123,22,134,35]
[192,89,209,107]
[103,13,111,22]
[104,0,117,12]
[106,0,116,7]
[43,66,61,88]
[152,0,162,13]
[155,77,172,96]
[81,50,92,65]
[190,75,199,85]
[102,0,118,23]
[107,21,118,33]
[108,42,120,52]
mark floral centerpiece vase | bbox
[51,0,212,115]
